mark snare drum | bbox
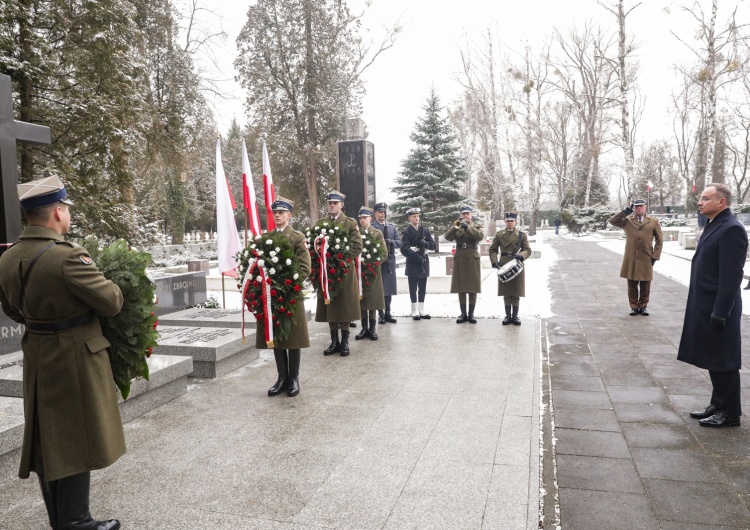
[497,259,523,283]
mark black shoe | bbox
[468,304,477,324]
[456,314,468,324]
[690,404,718,419]
[340,331,350,356]
[420,314,431,320]
[413,315,421,320]
[287,349,300,397]
[95,521,121,530]
[639,307,649,316]
[502,316,512,325]
[324,330,340,355]
[355,318,369,340]
[699,411,741,428]
[468,315,477,324]
[369,319,378,340]
[350,321,357,328]
[268,377,287,396]
[630,308,639,316]
[378,311,386,325]
[287,378,299,397]
[512,317,522,326]
[385,313,397,323]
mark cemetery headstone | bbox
[337,138,375,219]
[151,271,207,315]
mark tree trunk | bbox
[704,0,719,187]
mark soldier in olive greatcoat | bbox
[256,198,311,397]
[489,211,532,325]
[0,177,123,530]
[355,207,387,341]
[608,198,663,316]
[400,207,436,319]
[445,205,484,323]
[371,202,401,324]
[313,191,363,356]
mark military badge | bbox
[79,255,93,265]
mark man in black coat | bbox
[372,202,401,324]
[678,183,748,428]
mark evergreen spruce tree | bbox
[392,90,469,233]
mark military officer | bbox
[608,198,663,315]
[400,207,436,319]
[313,191,363,356]
[0,176,123,530]
[372,202,401,324]
[355,207,387,341]
[258,197,311,397]
[445,205,484,323]
[489,211,532,325]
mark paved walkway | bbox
[546,235,750,529]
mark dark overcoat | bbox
[445,220,484,293]
[677,208,748,371]
[608,209,663,281]
[489,229,532,297]
[359,227,387,310]
[400,224,436,278]
[371,219,401,296]
[0,226,125,481]
[315,215,363,322]
[256,225,311,349]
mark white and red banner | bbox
[262,141,276,231]
[241,139,262,237]
[315,235,330,304]
[215,139,241,277]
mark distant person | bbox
[489,211,532,325]
[260,198,310,397]
[355,207,387,340]
[554,217,561,235]
[679,183,747,428]
[372,202,401,324]
[444,205,484,323]
[0,176,123,530]
[400,207,436,319]
[608,198,663,316]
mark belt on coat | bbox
[460,243,478,249]
[25,310,95,333]
[500,252,515,256]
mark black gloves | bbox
[492,262,501,269]
[651,258,656,266]
[460,221,468,230]
[513,254,525,262]
[710,312,727,331]
[418,238,426,249]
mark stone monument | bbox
[337,118,375,218]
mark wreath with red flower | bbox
[360,229,386,292]
[305,220,354,300]
[236,233,305,344]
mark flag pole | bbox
[222,274,226,309]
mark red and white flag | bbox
[647,180,654,191]
[215,139,241,276]
[262,141,276,231]
[242,139,262,237]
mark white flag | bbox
[215,139,241,276]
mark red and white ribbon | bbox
[355,256,362,299]
[240,260,274,347]
[315,234,331,304]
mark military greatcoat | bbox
[445,220,484,293]
[0,226,125,482]
[678,209,748,371]
[360,227,388,310]
[256,224,311,349]
[400,224,436,278]
[489,228,532,297]
[314,215,363,322]
[608,209,663,281]
[371,219,401,296]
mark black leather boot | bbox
[512,305,521,325]
[502,305,512,325]
[369,319,378,340]
[340,330,351,356]
[385,312,397,323]
[468,304,477,324]
[287,349,300,397]
[378,310,386,324]
[355,316,370,340]
[324,329,340,355]
[456,302,468,323]
[38,475,59,530]
[268,349,288,396]
[57,471,120,530]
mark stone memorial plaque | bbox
[154,325,258,379]
[337,139,375,218]
[158,308,250,329]
[0,310,23,355]
[152,271,207,315]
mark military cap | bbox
[459,205,473,213]
[326,190,346,202]
[405,207,421,216]
[358,206,374,217]
[271,197,294,212]
[633,199,647,206]
[373,202,387,212]
[504,211,518,220]
[18,176,74,210]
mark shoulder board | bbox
[55,240,77,248]
[293,229,305,238]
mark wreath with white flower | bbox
[235,233,304,346]
[360,230,386,292]
[306,220,354,301]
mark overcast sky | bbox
[197,0,747,203]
